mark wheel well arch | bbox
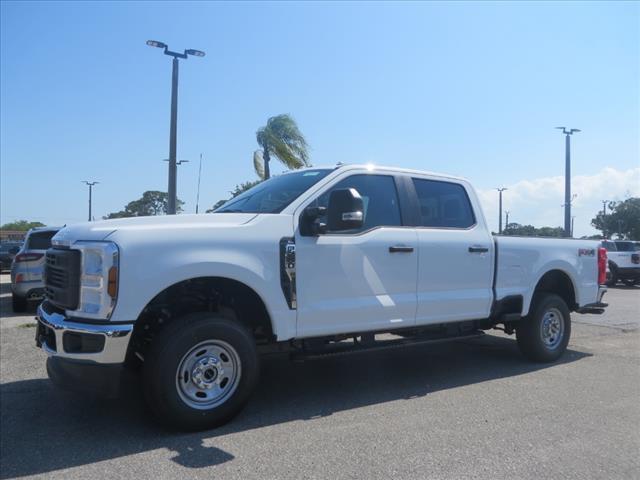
[127,276,274,363]
[532,269,577,311]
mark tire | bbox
[12,293,27,313]
[516,293,571,363]
[142,312,259,431]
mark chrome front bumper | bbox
[36,303,133,364]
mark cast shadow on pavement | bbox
[0,334,591,479]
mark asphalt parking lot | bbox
[1,273,639,480]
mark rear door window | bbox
[615,242,636,252]
[26,231,57,250]
[412,178,476,228]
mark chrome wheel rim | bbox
[541,307,565,349]
[176,340,241,410]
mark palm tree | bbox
[253,114,310,179]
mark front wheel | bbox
[516,293,571,363]
[142,313,259,431]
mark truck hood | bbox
[52,213,259,246]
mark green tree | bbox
[591,197,640,240]
[503,223,564,237]
[536,226,565,238]
[104,191,184,219]
[0,220,46,231]
[207,180,262,213]
[253,114,310,180]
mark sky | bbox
[1,1,638,237]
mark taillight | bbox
[598,247,607,285]
[14,253,44,263]
[632,253,640,265]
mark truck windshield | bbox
[215,169,332,214]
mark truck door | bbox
[294,173,418,338]
[410,177,494,324]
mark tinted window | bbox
[412,178,475,228]
[0,244,20,253]
[216,169,332,214]
[26,231,57,250]
[615,241,636,252]
[317,174,402,232]
[602,241,617,252]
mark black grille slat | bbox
[45,267,66,288]
[44,249,81,310]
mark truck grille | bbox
[45,248,81,310]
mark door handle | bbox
[468,246,489,253]
[389,246,414,253]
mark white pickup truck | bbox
[602,240,640,286]
[37,164,608,431]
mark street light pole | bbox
[168,56,179,215]
[496,187,507,234]
[196,153,203,214]
[555,127,580,237]
[82,181,99,222]
[147,40,205,215]
[601,200,609,238]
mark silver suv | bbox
[10,227,60,312]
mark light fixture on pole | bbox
[555,127,580,237]
[147,40,205,215]
[82,181,99,222]
[163,159,190,166]
[496,187,507,234]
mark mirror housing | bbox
[327,188,364,231]
[300,205,327,236]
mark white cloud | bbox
[477,167,640,237]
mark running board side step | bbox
[576,301,608,315]
[291,330,485,362]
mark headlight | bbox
[66,241,119,320]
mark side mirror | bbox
[327,188,364,231]
[300,205,327,236]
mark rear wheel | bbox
[516,293,571,363]
[12,293,27,313]
[142,313,259,431]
